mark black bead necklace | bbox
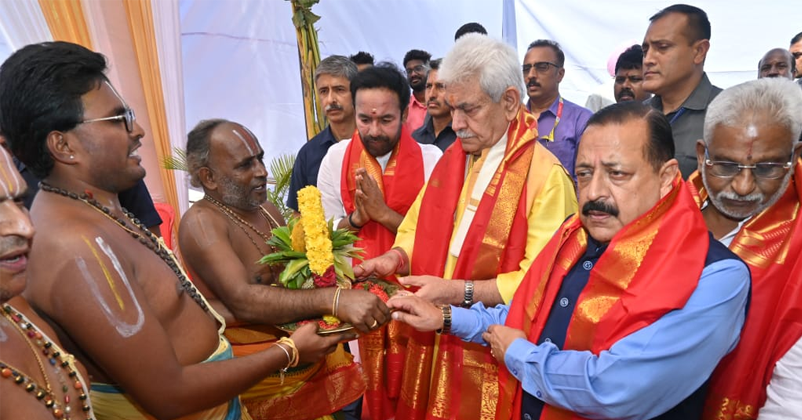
[39,182,208,313]
[1,304,94,419]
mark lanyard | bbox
[669,107,686,125]
[541,96,564,142]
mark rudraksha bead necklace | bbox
[39,182,208,312]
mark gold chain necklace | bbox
[203,194,280,254]
[203,195,282,284]
[1,305,93,419]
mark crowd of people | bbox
[1,3,801,420]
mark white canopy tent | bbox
[0,0,798,211]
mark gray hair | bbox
[703,78,802,145]
[438,33,524,102]
[314,55,358,83]
[186,118,230,188]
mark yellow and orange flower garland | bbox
[296,186,333,276]
[261,186,362,290]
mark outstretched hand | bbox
[399,275,459,305]
[387,295,443,332]
[353,252,400,280]
[336,288,390,333]
[290,323,356,364]
[481,325,526,366]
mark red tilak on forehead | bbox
[745,140,755,160]
[371,108,377,115]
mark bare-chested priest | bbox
[0,143,97,419]
[179,119,390,419]
[0,41,353,420]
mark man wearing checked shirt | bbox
[523,39,592,179]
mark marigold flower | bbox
[290,219,306,252]
[297,186,334,275]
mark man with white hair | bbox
[355,34,577,420]
[687,78,802,419]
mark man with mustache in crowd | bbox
[355,34,577,420]
[317,63,442,420]
[689,79,802,420]
[614,45,652,103]
[287,55,357,212]
[642,4,721,179]
[389,101,750,420]
[0,144,99,419]
[524,39,592,178]
[412,58,458,151]
[402,49,431,132]
[179,119,389,419]
[757,48,795,80]
[0,41,348,420]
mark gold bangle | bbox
[277,337,299,368]
[332,287,342,317]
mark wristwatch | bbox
[436,305,452,335]
[462,280,475,308]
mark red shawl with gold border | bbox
[691,165,802,420]
[340,127,426,420]
[396,106,560,420]
[498,176,709,420]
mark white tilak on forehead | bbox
[0,149,22,197]
[232,129,256,156]
[745,124,758,138]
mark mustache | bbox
[527,79,540,88]
[716,191,764,203]
[618,88,634,98]
[362,134,391,144]
[0,236,29,256]
[325,103,343,112]
[582,200,620,217]
[456,129,476,139]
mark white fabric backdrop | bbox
[178,0,801,174]
[0,1,799,204]
[153,0,190,214]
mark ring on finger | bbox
[370,320,379,329]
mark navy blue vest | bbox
[520,233,741,420]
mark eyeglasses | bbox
[522,62,560,74]
[704,148,793,179]
[405,64,428,75]
[80,108,136,133]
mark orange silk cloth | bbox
[397,106,544,420]
[340,127,426,420]
[690,166,802,420]
[498,175,709,420]
[226,325,364,420]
